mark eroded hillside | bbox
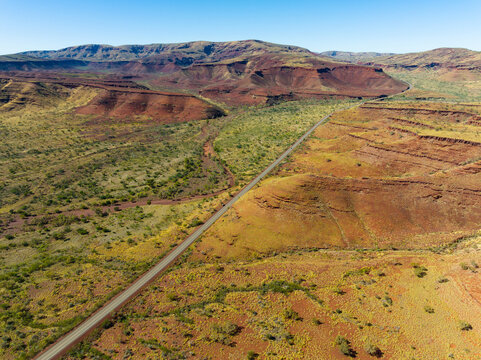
[0,74,224,122]
[156,55,406,105]
[1,40,408,106]
[197,101,481,258]
[323,47,481,102]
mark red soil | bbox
[154,55,408,105]
[0,72,225,122]
[0,72,146,90]
[75,88,224,123]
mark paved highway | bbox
[34,89,408,359]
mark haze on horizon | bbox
[1,0,480,55]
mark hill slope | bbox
[358,48,481,102]
[363,47,481,69]
[20,40,315,63]
[5,40,408,105]
[0,74,224,121]
[153,53,407,105]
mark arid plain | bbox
[0,41,480,359]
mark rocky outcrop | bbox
[157,57,408,105]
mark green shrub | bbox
[382,296,393,307]
[258,280,304,295]
[460,261,479,271]
[364,343,383,357]
[166,293,180,302]
[342,267,372,278]
[424,305,434,314]
[52,232,66,241]
[102,319,114,329]
[189,217,204,227]
[335,336,356,357]
[333,287,346,295]
[10,184,31,196]
[283,308,302,321]
[210,321,240,345]
[412,264,427,278]
[459,321,472,331]
[76,228,88,235]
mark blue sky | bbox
[1,0,480,55]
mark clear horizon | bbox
[1,0,480,55]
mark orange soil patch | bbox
[89,247,481,359]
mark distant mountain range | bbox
[19,40,314,63]
[321,48,481,70]
[362,48,481,69]
[0,40,407,106]
[319,51,396,63]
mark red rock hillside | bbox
[154,54,408,105]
